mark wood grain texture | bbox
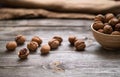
[0,19,120,77]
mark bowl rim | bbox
[91,24,120,37]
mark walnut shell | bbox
[68,35,77,45]
[94,14,105,22]
[93,22,104,30]
[97,29,104,33]
[74,40,86,51]
[18,48,29,59]
[48,39,59,49]
[115,23,120,31]
[6,41,17,51]
[103,25,113,34]
[108,18,119,27]
[105,13,115,22]
[15,35,26,45]
[40,44,50,55]
[53,35,63,44]
[31,36,42,46]
[27,41,38,51]
[111,31,120,35]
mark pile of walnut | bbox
[68,35,86,51]
[93,13,120,35]
[6,35,86,59]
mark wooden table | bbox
[0,19,120,77]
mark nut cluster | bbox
[31,36,42,46]
[6,34,26,51]
[40,35,63,55]
[68,35,86,51]
[6,34,87,59]
[93,13,120,35]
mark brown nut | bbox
[27,41,38,51]
[15,35,26,45]
[115,23,120,31]
[74,40,86,51]
[68,35,77,45]
[93,22,104,30]
[40,44,50,55]
[97,29,104,33]
[53,35,63,45]
[48,39,59,49]
[108,18,119,27]
[105,13,115,22]
[18,48,29,59]
[6,41,17,51]
[111,31,120,35]
[31,36,42,46]
[94,14,105,22]
[103,25,113,34]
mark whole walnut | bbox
[108,18,119,27]
[97,29,104,33]
[74,40,86,51]
[48,39,59,49]
[18,48,29,59]
[115,23,120,31]
[103,25,113,34]
[105,13,115,22]
[15,35,26,45]
[31,36,42,46]
[93,22,104,30]
[94,14,105,22]
[40,44,50,55]
[53,35,63,45]
[27,41,38,51]
[111,31,120,35]
[68,35,77,45]
[6,41,17,51]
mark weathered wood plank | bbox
[0,19,93,27]
[0,19,120,77]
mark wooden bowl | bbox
[91,24,120,50]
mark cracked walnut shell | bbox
[18,48,29,59]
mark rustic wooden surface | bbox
[0,19,120,77]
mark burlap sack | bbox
[0,0,120,20]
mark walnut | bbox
[18,48,29,59]
[68,35,77,45]
[74,40,86,51]
[40,44,50,55]
[93,22,104,30]
[31,36,42,46]
[48,39,59,49]
[103,25,113,34]
[6,41,17,51]
[115,23,120,31]
[94,14,105,22]
[105,13,115,22]
[53,35,63,45]
[27,41,38,51]
[15,35,26,45]
[108,18,119,27]
[97,29,104,33]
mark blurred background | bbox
[0,0,120,20]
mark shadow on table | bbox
[94,46,120,60]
